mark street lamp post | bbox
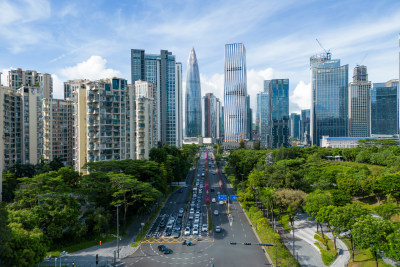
[240,173,244,182]
[114,204,122,259]
[292,226,295,266]
[59,251,68,267]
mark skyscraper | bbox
[301,109,310,143]
[224,43,249,142]
[310,53,349,146]
[202,93,217,138]
[290,113,301,139]
[131,49,183,147]
[258,91,269,147]
[266,79,290,148]
[371,80,399,135]
[185,48,202,137]
[247,95,252,140]
[348,65,371,137]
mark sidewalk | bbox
[278,213,350,267]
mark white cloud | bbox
[290,81,311,114]
[51,74,64,99]
[1,69,10,86]
[200,73,224,101]
[60,56,121,80]
[53,56,121,98]
[0,0,50,25]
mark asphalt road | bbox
[123,150,271,267]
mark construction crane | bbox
[357,53,368,66]
[316,38,331,60]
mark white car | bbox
[202,224,208,232]
[194,218,200,224]
[192,228,199,235]
[188,213,194,220]
[214,210,219,216]
[212,198,216,203]
[215,226,221,233]
[219,201,224,205]
[184,227,191,235]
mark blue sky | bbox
[0,0,399,114]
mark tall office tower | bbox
[224,43,249,142]
[219,106,224,140]
[301,109,311,143]
[290,113,301,139]
[371,80,399,135]
[266,79,290,148]
[216,98,222,139]
[42,99,73,165]
[8,69,53,98]
[310,53,349,146]
[134,80,157,159]
[246,95,252,140]
[67,78,129,172]
[202,93,219,138]
[185,48,202,137]
[255,93,261,139]
[348,65,371,137]
[259,91,269,147]
[131,49,183,147]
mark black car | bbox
[158,245,167,251]
[210,188,215,192]
[166,229,172,236]
[159,219,165,228]
[163,248,173,254]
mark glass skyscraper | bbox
[371,80,398,135]
[131,49,182,147]
[266,79,290,148]
[310,53,348,146]
[185,48,202,137]
[348,65,371,137]
[224,43,249,142]
[290,113,301,139]
[301,109,310,143]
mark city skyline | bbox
[1,0,400,116]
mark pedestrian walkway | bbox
[276,212,350,267]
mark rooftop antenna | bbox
[316,38,331,60]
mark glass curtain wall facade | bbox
[371,80,399,135]
[310,53,349,146]
[348,65,371,137]
[301,109,310,143]
[290,113,301,139]
[259,92,269,148]
[185,48,202,137]
[266,79,290,148]
[224,43,249,142]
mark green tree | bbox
[329,204,369,260]
[2,171,17,202]
[352,215,393,267]
[274,188,307,229]
[305,190,333,234]
[377,173,400,201]
[328,189,352,206]
[1,223,48,266]
[386,226,400,261]
[374,203,400,220]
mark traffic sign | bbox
[230,195,238,201]
[218,194,227,201]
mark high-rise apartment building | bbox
[301,109,310,143]
[133,80,157,159]
[185,48,202,137]
[266,79,290,148]
[290,113,301,139]
[42,99,73,165]
[66,78,129,172]
[8,68,53,98]
[224,43,249,142]
[310,53,349,146]
[131,49,183,147]
[371,80,399,135]
[348,65,371,137]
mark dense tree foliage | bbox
[1,145,197,265]
[225,143,400,262]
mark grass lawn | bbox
[314,232,337,265]
[341,237,392,267]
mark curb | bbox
[239,201,275,267]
